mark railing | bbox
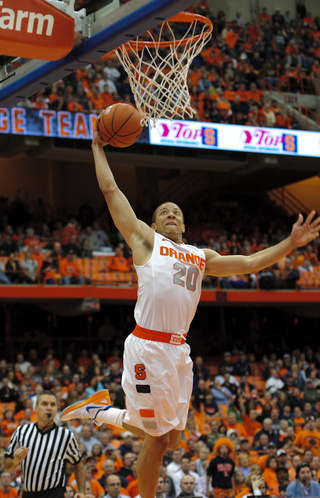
[273,65,319,97]
[263,77,320,130]
[1,254,320,291]
[268,186,311,217]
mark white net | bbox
[115,13,213,128]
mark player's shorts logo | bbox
[170,334,185,345]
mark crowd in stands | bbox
[2,347,320,497]
[19,1,320,130]
[0,193,318,287]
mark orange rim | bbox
[122,12,213,51]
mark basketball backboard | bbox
[0,0,195,107]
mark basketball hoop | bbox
[115,12,213,127]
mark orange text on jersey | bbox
[160,246,205,270]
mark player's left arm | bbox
[204,211,320,277]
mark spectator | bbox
[266,369,285,394]
[286,463,320,497]
[59,250,84,285]
[207,440,235,498]
[172,456,202,497]
[0,471,18,498]
[293,416,320,456]
[210,378,232,405]
[5,254,26,283]
[108,246,131,272]
[21,250,39,284]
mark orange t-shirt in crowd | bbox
[59,258,81,277]
[294,429,320,455]
[15,410,37,422]
[24,237,41,249]
[73,479,104,498]
[263,468,280,497]
[294,416,306,433]
[247,89,263,103]
[234,483,246,497]
[60,225,78,246]
[68,103,84,112]
[0,487,18,498]
[257,454,268,471]
[236,89,249,102]
[225,32,239,49]
[109,256,130,272]
[101,92,117,108]
[127,479,139,498]
[0,420,19,437]
[224,90,237,102]
[279,367,289,379]
[225,421,248,438]
[259,12,270,22]
[242,414,262,437]
[32,251,44,270]
[276,115,291,129]
[303,16,314,24]
[89,94,105,110]
[235,487,250,498]
[235,451,259,466]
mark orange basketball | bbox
[98,103,143,148]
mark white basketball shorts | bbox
[122,333,193,437]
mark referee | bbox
[4,390,86,498]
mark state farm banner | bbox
[149,119,320,158]
[0,107,149,143]
[0,0,74,60]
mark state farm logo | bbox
[0,0,74,60]
[0,0,54,35]
[241,129,284,147]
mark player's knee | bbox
[168,431,182,450]
[145,433,170,452]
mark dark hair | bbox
[296,463,311,479]
[36,390,58,405]
[265,455,279,469]
[218,423,227,433]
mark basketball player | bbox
[61,117,320,498]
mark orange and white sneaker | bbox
[60,390,111,426]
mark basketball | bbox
[98,103,143,148]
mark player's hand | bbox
[14,447,29,464]
[290,210,320,248]
[92,112,109,147]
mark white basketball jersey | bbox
[134,232,206,334]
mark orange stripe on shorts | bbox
[139,409,155,418]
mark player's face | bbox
[152,203,185,242]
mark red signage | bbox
[0,0,75,60]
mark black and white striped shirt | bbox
[5,423,81,493]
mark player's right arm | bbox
[92,121,154,265]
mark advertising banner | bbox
[0,107,150,143]
[149,119,320,157]
[0,0,74,60]
[1,108,320,158]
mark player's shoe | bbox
[60,390,111,426]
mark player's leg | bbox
[136,432,170,498]
[168,428,182,450]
